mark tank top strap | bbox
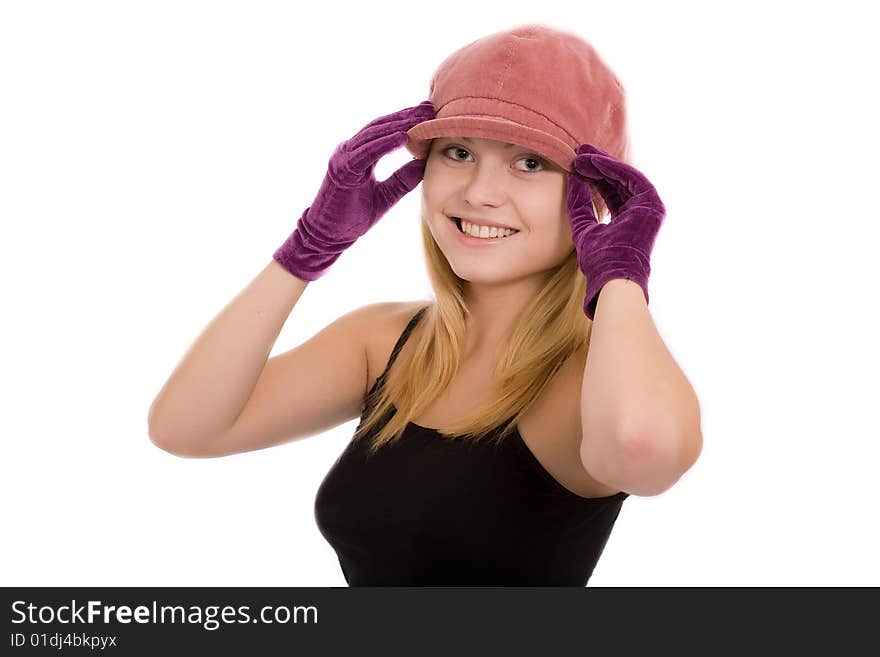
[389,305,429,368]
[369,304,430,397]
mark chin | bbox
[446,261,521,284]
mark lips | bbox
[448,215,520,234]
[449,217,521,246]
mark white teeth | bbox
[459,219,517,239]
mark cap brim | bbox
[406,116,576,172]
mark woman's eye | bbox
[518,156,546,172]
[441,145,546,173]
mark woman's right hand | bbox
[273,100,436,281]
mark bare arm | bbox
[147,259,308,450]
[579,279,702,497]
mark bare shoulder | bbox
[364,299,431,339]
[363,300,432,396]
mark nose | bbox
[459,158,513,208]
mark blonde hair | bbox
[351,142,608,457]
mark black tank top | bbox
[314,305,629,586]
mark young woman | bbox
[148,25,702,586]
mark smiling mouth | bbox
[451,216,520,239]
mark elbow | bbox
[148,411,178,455]
[147,403,174,453]
[148,404,203,458]
[582,425,702,498]
[150,436,208,459]
[149,429,187,458]
[148,422,206,459]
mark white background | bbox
[2,0,877,586]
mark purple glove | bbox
[567,144,666,321]
[273,101,436,281]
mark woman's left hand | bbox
[567,144,666,320]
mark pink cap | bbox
[406,23,631,172]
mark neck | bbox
[460,271,552,357]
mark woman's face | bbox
[421,136,575,284]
